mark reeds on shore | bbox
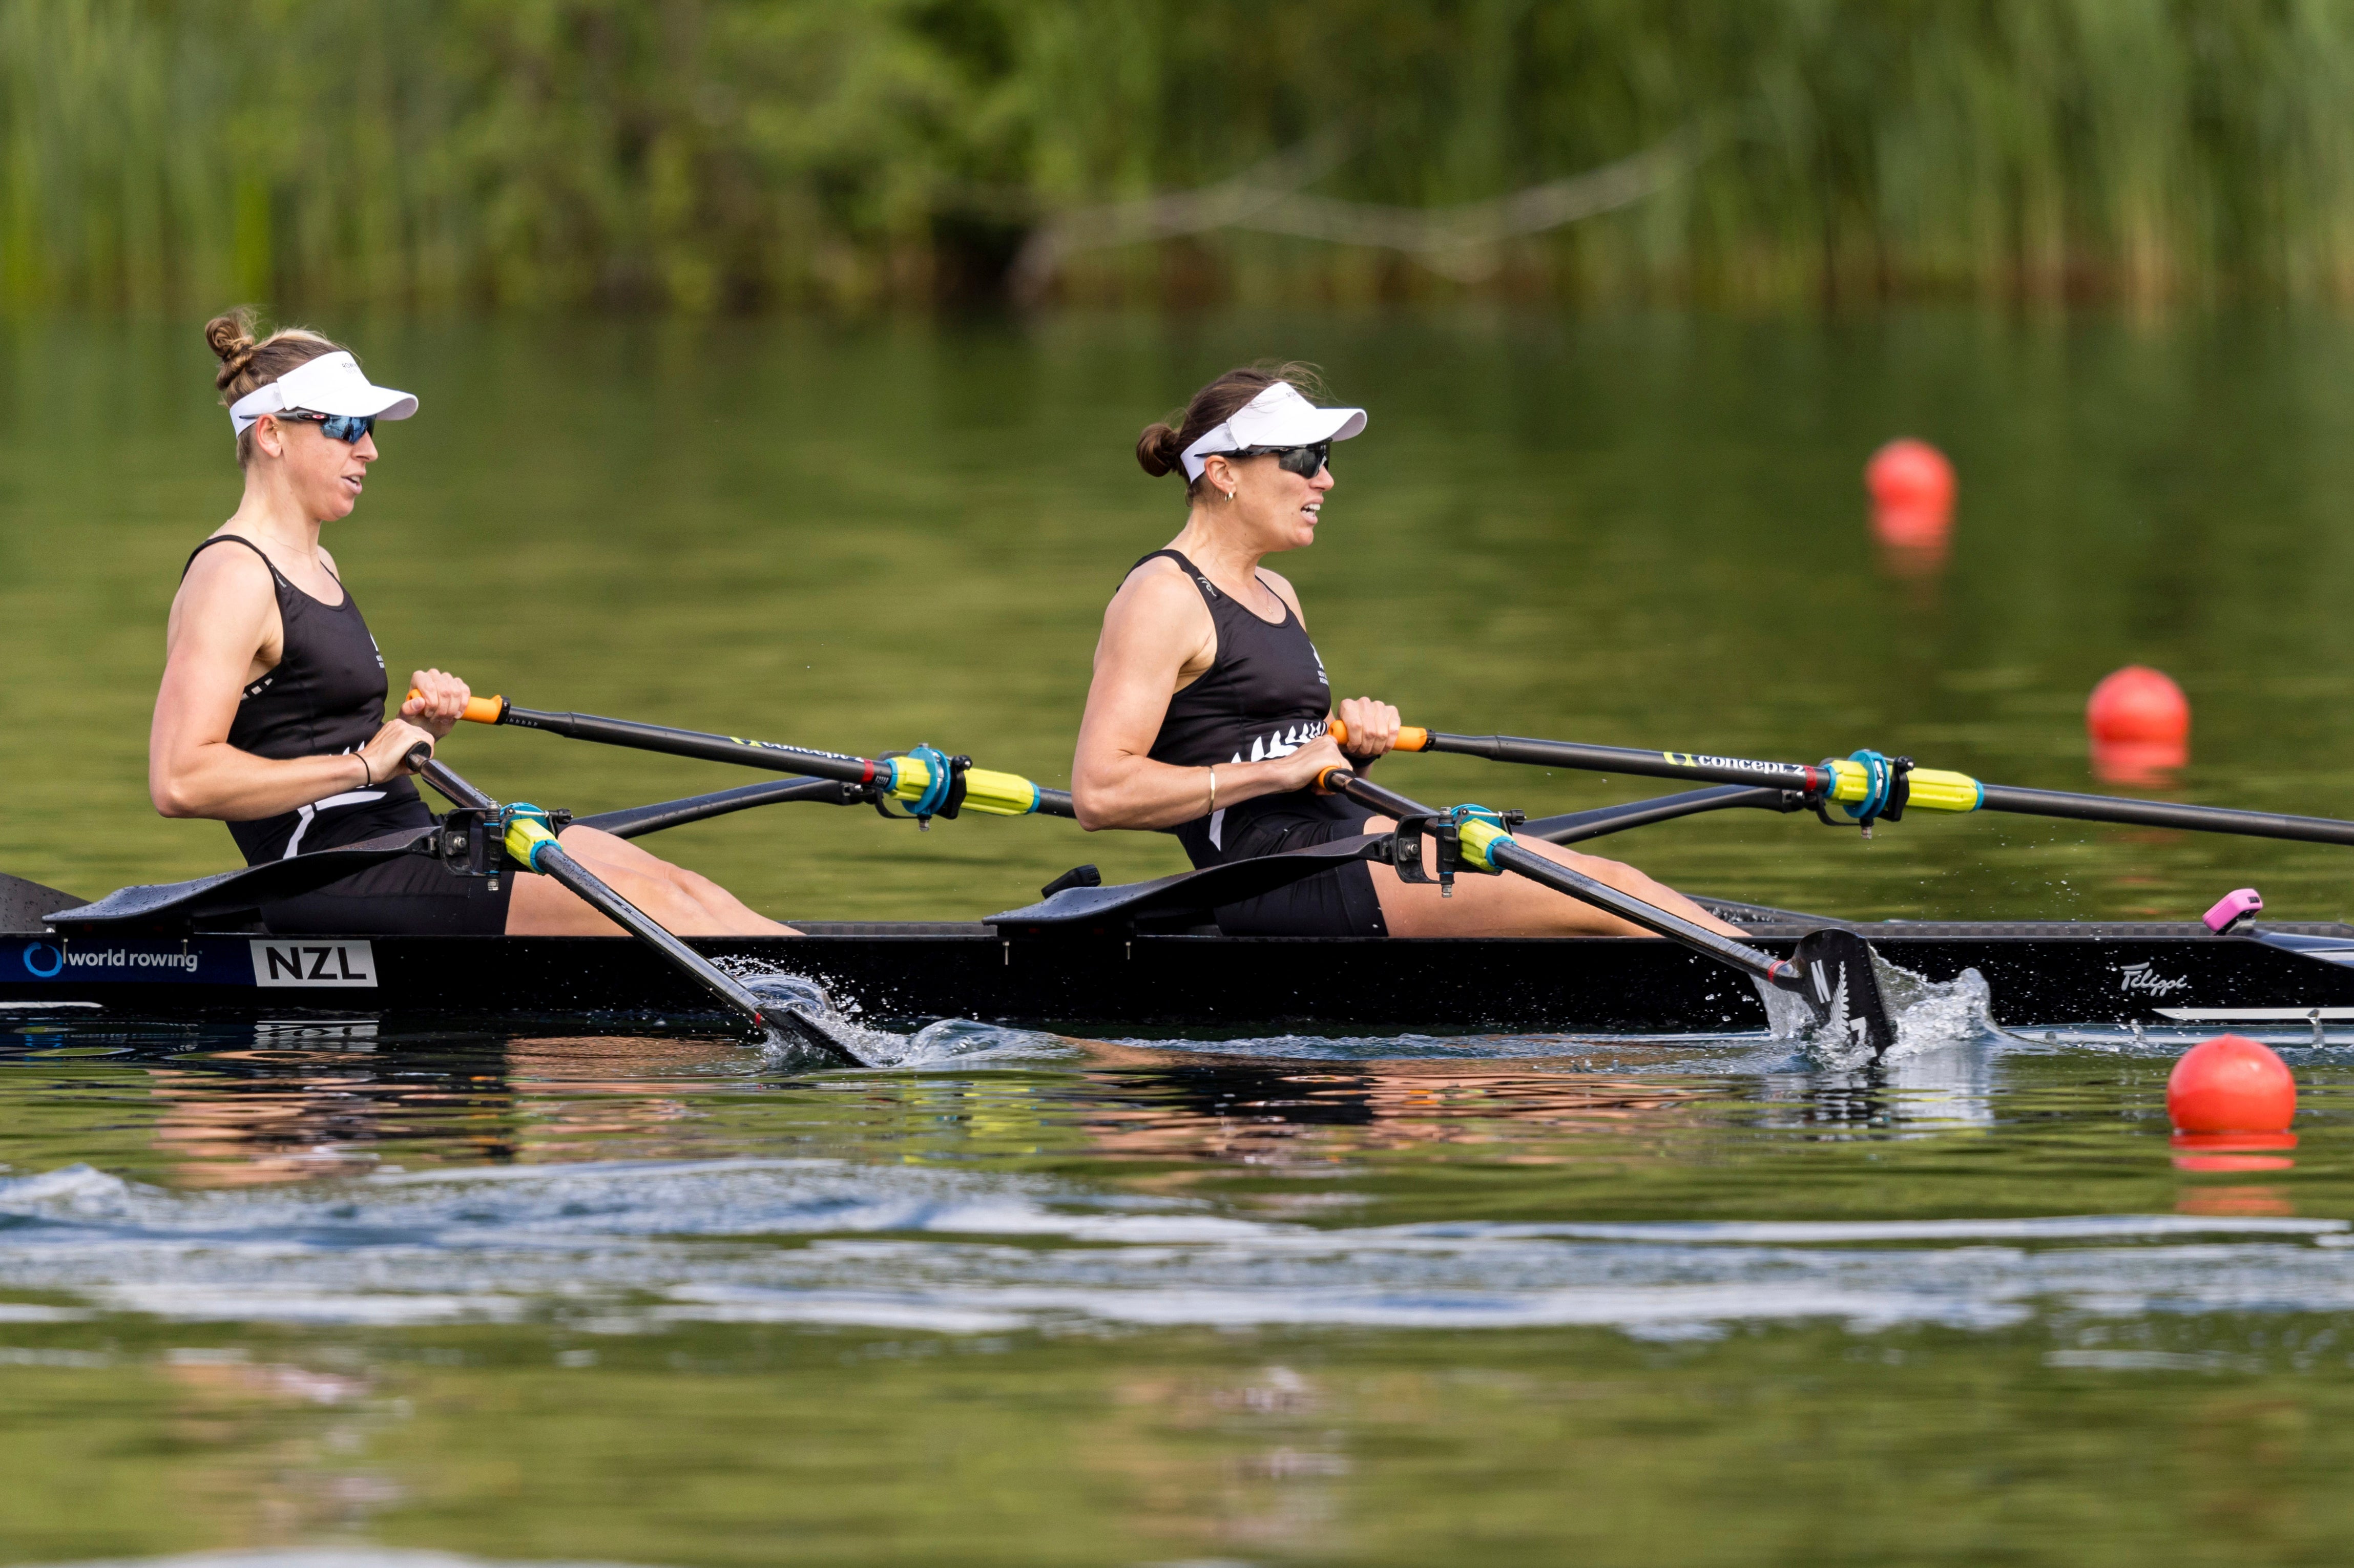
[10,0,2354,312]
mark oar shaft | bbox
[1521,785,1799,845]
[1321,770,1436,823]
[444,695,1076,820]
[1334,719,2354,849]
[1485,839,1795,987]
[1356,724,1830,793]
[529,841,781,1028]
[418,756,494,811]
[503,703,879,786]
[1316,766,1801,990]
[1977,784,2354,846]
[416,758,785,1046]
[578,778,859,840]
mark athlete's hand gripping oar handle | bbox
[422,691,1075,820]
[413,759,862,1063]
[1327,718,1430,752]
[1317,765,1898,1057]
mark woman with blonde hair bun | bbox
[149,309,790,937]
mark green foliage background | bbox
[10,0,2354,311]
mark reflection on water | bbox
[1,1013,2353,1563]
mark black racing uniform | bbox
[1135,549,1386,936]
[181,535,511,935]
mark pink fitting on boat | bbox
[2202,887,2263,935]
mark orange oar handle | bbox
[407,688,507,724]
[1327,718,1429,751]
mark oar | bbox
[1521,785,1801,845]
[1317,766,1898,1057]
[411,754,866,1064]
[414,692,1074,823]
[576,778,860,840]
[1330,720,2354,847]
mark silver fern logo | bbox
[1228,720,1330,764]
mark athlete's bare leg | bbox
[1360,816,1741,938]
[504,825,796,936]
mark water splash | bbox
[1880,960,1997,1056]
[723,967,1073,1067]
[1753,956,1997,1070]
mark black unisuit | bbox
[180,535,510,935]
[1132,549,1385,936]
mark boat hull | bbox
[6,922,2354,1035]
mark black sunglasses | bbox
[282,411,377,443]
[1228,440,1332,478]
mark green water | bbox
[10,310,2354,1566]
[2,1027,2354,1566]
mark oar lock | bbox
[1815,749,1913,839]
[1379,804,1526,898]
[873,744,973,829]
[433,803,575,888]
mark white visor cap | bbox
[230,350,419,439]
[1179,381,1367,482]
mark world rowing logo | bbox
[2117,961,2191,997]
[20,943,61,978]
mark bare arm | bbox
[1072,563,1349,831]
[149,547,438,821]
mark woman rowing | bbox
[150,311,789,938]
[1072,364,1742,939]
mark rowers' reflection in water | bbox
[953,1037,1733,1167]
[128,1025,1997,1182]
[142,1029,761,1182]
[141,1022,522,1185]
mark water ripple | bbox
[1,1159,2346,1339]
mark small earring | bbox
[1224,489,1235,501]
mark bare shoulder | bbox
[1256,566,1308,622]
[175,536,276,608]
[1108,554,1209,624]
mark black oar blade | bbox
[770,1005,870,1065]
[1788,928,1900,1060]
[735,972,870,1066]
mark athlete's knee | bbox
[667,861,716,892]
[1561,850,1640,889]
[632,877,716,932]
[668,865,732,908]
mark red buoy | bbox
[2167,1035,2296,1134]
[2087,665,2189,745]
[1865,439,1955,513]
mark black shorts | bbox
[260,853,515,937]
[1206,800,1388,937]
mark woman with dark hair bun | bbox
[149,309,791,938]
[1073,364,1739,938]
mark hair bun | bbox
[1135,421,1183,478]
[203,308,262,388]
